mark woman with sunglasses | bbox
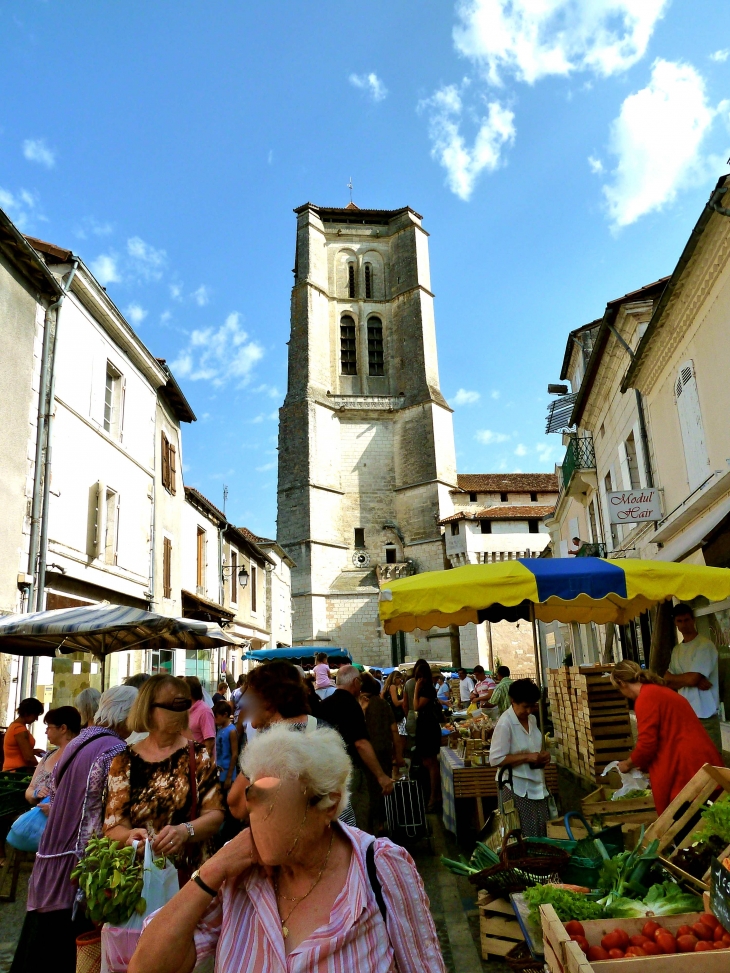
[130,723,445,973]
[104,675,224,877]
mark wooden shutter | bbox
[163,537,172,599]
[675,360,710,491]
[251,564,257,613]
[161,432,169,490]
[230,550,238,604]
[169,444,176,495]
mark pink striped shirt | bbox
[192,823,446,972]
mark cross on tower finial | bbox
[347,177,353,204]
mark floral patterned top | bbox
[104,741,224,869]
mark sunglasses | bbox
[151,697,192,712]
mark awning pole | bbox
[100,634,106,692]
[530,604,547,747]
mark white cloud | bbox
[267,149,274,165]
[420,84,515,200]
[171,312,264,388]
[127,236,166,281]
[254,384,281,400]
[514,443,528,456]
[0,187,40,229]
[588,155,604,174]
[710,49,730,63]
[491,389,501,400]
[160,310,172,325]
[602,59,722,228]
[475,429,510,444]
[23,138,55,168]
[170,283,183,301]
[535,442,557,463]
[451,388,481,406]
[75,216,113,239]
[126,303,147,326]
[255,461,276,472]
[192,285,210,307]
[453,0,668,86]
[90,253,121,286]
[349,72,388,102]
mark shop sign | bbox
[607,488,662,524]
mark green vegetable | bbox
[71,835,146,925]
[699,793,730,844]
[440,856,479,876]
[595,830,660,910]
[441,841,501,877]
[613,789,651,801]
[523,885,603,923]
[607,881,702,918]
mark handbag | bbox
[7,798,50,852]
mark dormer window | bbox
[365,263,373,299]
[348,263,356,299]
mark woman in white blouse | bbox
[489,678,552,837]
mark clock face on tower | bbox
[352,550,371,568]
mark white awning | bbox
[654,493,730,563]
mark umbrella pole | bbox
[101,634,106,692]
[530,605,547,747]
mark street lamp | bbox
[222,563,249,588]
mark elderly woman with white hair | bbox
[130,723,445,973]
[74,686,101,728]
[10,684,138,973]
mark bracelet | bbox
[183,821,195,839]
[191,869,217,897]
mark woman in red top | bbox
[612,660,722,814]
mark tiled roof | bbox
[455,473,559,493]
[184,486,226,523]
[440,504,554,525]
[237,526,265,544]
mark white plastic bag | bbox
[601,760,651,798]
[101,839,179,973]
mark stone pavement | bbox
[0,860,29,973]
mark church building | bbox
[276,202,555,669]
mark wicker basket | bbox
[505,941,545,972]
[76,929,101,973]
[469,829,570,897]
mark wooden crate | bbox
[542,903,730,972]
[477,892,524,960]
[582,785,656,818]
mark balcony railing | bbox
[561,435,596,492]
[575,542,606,558]
[375,562,415,584]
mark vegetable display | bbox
[566,913,730,959]
[594,834,659,911]
[699,794,730,845]
[606,881,703,918]
[71,836,146,925]
[523,885,603,922]
[612,789,651,801]
[440,841,500,876]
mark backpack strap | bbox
[366,839,387,923]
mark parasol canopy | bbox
[378,557,730,633]
[244,646,353,664]
[0,604,241,658]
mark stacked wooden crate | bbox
[548,665,633,783]
[477,892,525,961]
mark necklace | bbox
[274,829,335,938]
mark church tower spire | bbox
[277,203,457,665]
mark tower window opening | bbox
[530,492,538,502]
[365,264,373,299]
[354,527,365,548]
[480,520,491,534]
[348,263,356,299]
[528,519,539,534]
[450,521,460,536]
[385,545,397,564]
[500,492,508,503]
[367,317,384,376]
[340,316,357,375]
[469,492,477,502]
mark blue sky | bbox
[2,1,730,537]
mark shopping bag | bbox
[601,760,651,798]
[7,799,49,852]
[101,839,179,973]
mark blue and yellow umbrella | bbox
[378,557,730,634]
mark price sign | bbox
[710,858,730,932]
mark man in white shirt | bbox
[457,668,475,707]
[664,603,722,754]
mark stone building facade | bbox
[277,203,458,667]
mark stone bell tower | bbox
[276,202,457,666]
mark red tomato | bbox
[571,936,589,954]
[677,925,694,938]
[714,924,726,941]
[601,932,623,951]
[701,913,720,930]
[642,942,661,955]
[587,946,610,961]
[625,946,646,957]
[630,935,650,948]
[722,933,730,946]
[608,948,625,959]
[692,922,713,941]
[565,921,585,938]
[695,940,714,951]
[655,932,677,954]
[643,920,661,939]
[714,941,729,949]
[677,935,699,952]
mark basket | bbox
[505,941,545,972]
[75,929,101,973]
[469,829,570,897]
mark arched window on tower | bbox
[340,315,357,375]
[348,263,356,299]
[365,263,373,299]
[367,317,384,376]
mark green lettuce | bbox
[607,881,702,918]
[523,885,603,923]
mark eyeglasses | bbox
[151,697,192,712]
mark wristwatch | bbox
[183,821,195,839]
[191,869,217,897]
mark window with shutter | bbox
[251,564,257,613]
[675,359,710,491]
[230,550,238,604]
[340,316,357,375]
[169,444,176,495]
[163,537,172,599]
[161,432,170,490]
[367,317,384,375]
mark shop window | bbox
[151,648,174,676]
[340,316,357,375]
[367,317,384,376]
